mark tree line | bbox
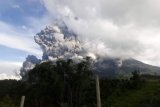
[0,58,144,107]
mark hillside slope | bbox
[95,58,160,78]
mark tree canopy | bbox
[23,57,96,107]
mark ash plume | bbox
[20,20,123,77]
[21,21,83,76]
[20,55,41,77]
[34,22,82,61]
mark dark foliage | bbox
[24,58,96,107]
[0,59,159,107]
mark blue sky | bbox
[0,0,46,26]
[0,0,48,79]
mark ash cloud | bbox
[21,0,160,76]
[21,21,85,76]
[20,20,123,76]
[34,21,82,61]
[42,0,160,66]
[42,0,144,58]
[20,55,41,77]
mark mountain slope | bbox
[95,58,160,78]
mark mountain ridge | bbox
[95,58,160,78]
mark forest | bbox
[0,58,160,107]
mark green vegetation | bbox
[104,80,160,107]
[0,58,160,107]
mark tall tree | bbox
[25,58,95,107]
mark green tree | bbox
[130,70,141,89]
[24,58,95,107]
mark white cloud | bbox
[0,61,22,80]
[42,0,160,66]
[0,13,51,77]
[0,21,42,56]
[0,73,20,80]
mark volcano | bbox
[21,21,160,78]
